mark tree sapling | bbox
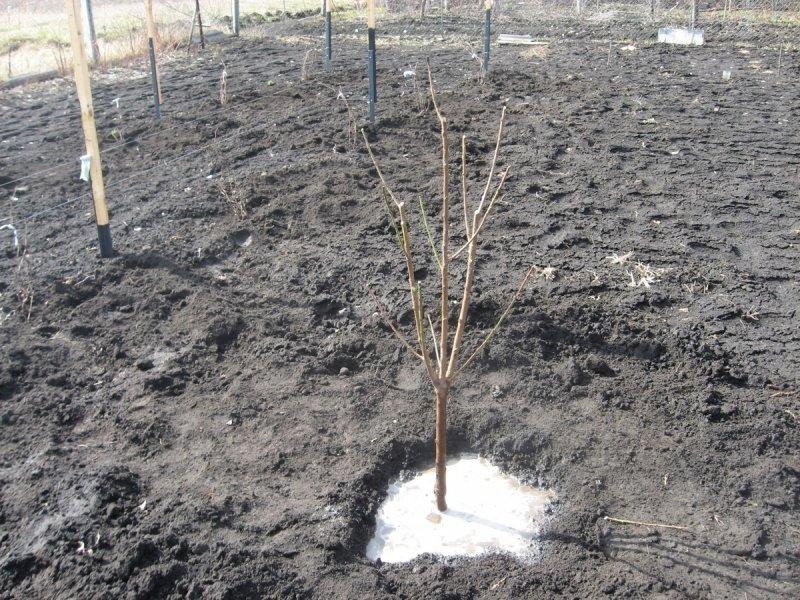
[363,67,536,512]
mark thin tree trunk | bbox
[434,386,448,511]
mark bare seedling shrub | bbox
[410,65,429,114]
[465,44,486,85]
[363,67,535,512]
[300,50,312,82]
[215,177,246,219]
[50,41,68,76]
[336,89,357,149]
[219,63,229,106]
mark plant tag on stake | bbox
[79,154,92,182]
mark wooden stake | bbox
[65,0,113,257]
[144,0,163,103]
[193,0,205,50]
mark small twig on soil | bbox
[603,515,691,532]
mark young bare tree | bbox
[363,67,535,512]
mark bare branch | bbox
[418,195,442,270]
[368,287,423,360]
[397,203,439,385]
[427,60,442,121]
[434,94,451,381]
[476,106,507,215]
[361,128,402,210]
[427,313,442,370]
[461,135,471,237]
[446,206,480,379]
[450,167,509,260]
[454,264,536,378]
[382,188,402,250]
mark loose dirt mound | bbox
[0,10,798,599]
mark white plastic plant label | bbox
[79,154,92,182]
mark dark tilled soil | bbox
[0,9,799,599]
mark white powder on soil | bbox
[366,454,555,563]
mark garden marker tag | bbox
[657,27,704,46]
[79,154,92,181]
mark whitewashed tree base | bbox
[366,455,555,564]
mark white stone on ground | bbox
[366,454,555,563]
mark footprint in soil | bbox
[230,229,252,248]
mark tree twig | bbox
[603,516,691,532]
[418,195,442,270]
[455,264,536,377]
[461,135,470,237]
[368,287,423,360]
[476,106,507,215]
[450,167,509,260]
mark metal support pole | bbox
[144,0,162,104]
[691,0,697,30]
[483,4,492,74]
[80,0,99,63]
[324,1,332,72]
[232,0,240,36]
[368,29,376,123]
[367,0,376,123]
[148,38,161,120]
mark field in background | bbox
[1,0,337,80]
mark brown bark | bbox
[434,386,448,511]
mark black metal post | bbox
[148,38,161,120]
[483,7,491,74]
[368,27,376,123]
[324,7,332,72]
[97,224,113,257]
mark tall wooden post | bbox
[232,0,240,36]
[65,0,113,257]
[367,0,377,123]
[144,0,162,104]
[192,0,205,49]
[80,0,99,63]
